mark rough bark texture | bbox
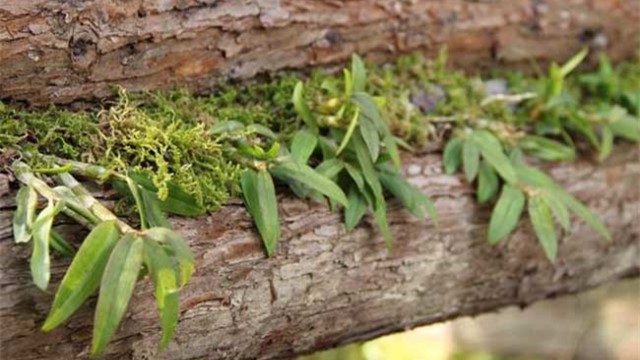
[0,144,638,360]
[1,0,638,105]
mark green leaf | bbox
[608,112,640,141]
[50,230,76,258]
[517,135,575,161]
[560,48,588,77]
[543,192,571,232]
[209,120,245,134]
[528,195,558,262]
[515,165,610,241]
[270,160,348,206]
[345,163,365,191]
[292,82,317,133]
[318,137,337,160]
[373,201,393,249]
[13,185,37,243]
[127,173,205,216]
[470,131,517,183]
[126,177,147,229]
[477,161,498,204]
[144,227,195,286]
[359,114,380,162]
[443,138,463,175]
[247,123,277,139]
[352,133,384,206]
[315,159,344,179]
[344,189,368,232]
[42,221,120,332]
[291,129,318,163]
[383,134,401,170]
[336,108,359,155]
[240,169,280,256]
[379,171,438,224]
[143,238,180,349]
[488,185,525,245]
[351,54,367,93]
[31,200,63,290]
[92,234,144,356]
[352,92,389,135]
[462,139,480,182]
[140,188,172,229]
[598,126,614,162]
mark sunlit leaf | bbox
[13,185,37,243]
[240,169,280,256]
[560,48,588,77]
[598,125,614,162]
[336,108,359,155]
[92,234,144,356]
[293,82,318,132]
[488,185,525,245]
[42,221,119,332]
[351,54,367,93]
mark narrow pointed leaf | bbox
[477,162,498,204]
[462,139,480,182]
[598,126,614,162]
[443,138,463,174]
[292,82,317,132]
[143,238,180,349]
[31,200,63,290]
[470,131,517,183]
[543,192,571,232]
[351,54,367,93]
[49,230,76,258]
[345,163,365,191]
[315,159,344,179]
[42,221,119,331]
[145,227,195,286]
[560,48,588,77]
[92,234,144,356]
[383,134,401,169]
[352,92,389,134]
[13,185,37,243]
[528,196,558,262]
[373,201,393,249]
[240,170,280,256]
[291,129,318,163]
[344,189,368,232]
[359,115,380,162]
[140,188,172,229]
[270,160,348,206]
[488,185,525,245]
[518,135,576,161]
[126,177,147,229]
[336,108,359,155]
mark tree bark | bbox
[0,144,638,360]
[0,0,637,105]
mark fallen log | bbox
[1,143,638,360]
[0,0,637,105]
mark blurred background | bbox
[301,279,639,360]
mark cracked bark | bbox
[0,0,638,105]
[0,144,638,360]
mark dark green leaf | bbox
[50,230,76,258]
[144,227,195,286]
[344,189,368,232]
[291,129,318,163]
[140,188,172,229]
[443,138,463,175]
[42,221,119,332]
[240,169,280,256]
[477,161,498,204]
[127,173,205,216]
[345,163,365,191]
[126,177,147,229]
[92,234,144,356]
[352,133,384,206]
[31,200,63,290]
[462,139,480,182]
[488,185,525,245]
[470,131,517,183]
[315,159,344,179]
[270,160,348,206]
[528,195,558,262]
[143,238,180,349]
[13,185,37,243]
[379,171,438,225]
[373,201,392,249]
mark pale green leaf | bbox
[383,134,401,170]
[315,159,344,179]
[470,131,517,183]
[560,48,588,77]
[359,115,380,162]
[598,126,614,162]
[140,188,172,229]
[13,185,37,243]
[477,161,498,204]
[518,135,575,161]
[31,200,63,290]
[528,195,558,262]
[49,230,76,258]
[92,234,144,356]
[293,82,317,132]
[443,138,463,175]
[543,192,571,232]
[42,221,119,332]
[344,189,368,232]
[351,54,367,93]
[270,160,348,206]
[488,185,525,245]
[463,139,480,182]
[291,129,318,163]
[144,227,195,286]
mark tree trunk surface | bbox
[0,0,637,105]
[0,144,638,360]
